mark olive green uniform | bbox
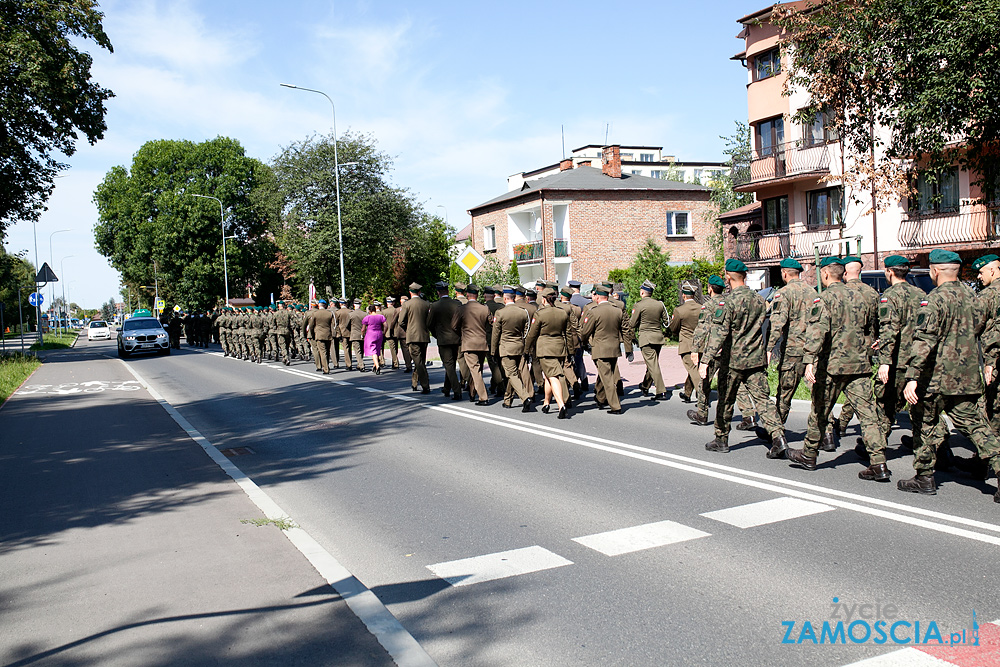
[629,296,670,396]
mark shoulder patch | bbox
[631,308,636,315]
[813,297,821,304]
[810,306,819,316]
[880,297,888,303]
[920,300,929,306]
[718,301,725,307]
[714,308,724,317]
[916,313,926,326]
[583,316,589,324]
[772,293,782,302]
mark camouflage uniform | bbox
[905,281,1000,477]
[691,296,755,421]
[801,281,885,462]
[976,280,1000,434]
[274,305,292,364]
[835,278,880,432]
[769,277,815,424]
[701,286,783,445]
[875,280,925,445]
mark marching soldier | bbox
[274,301,292,365]
[580,284,630,415]
[975,254,1000,437]
[768,258,820,429]
[395,295,413,373]
[834,256,880,436]
[630,280,670,400]
[483,286,505,395]
[452,283,491,404]
[329,300,343,369]
[429,282,462,398]
[303,299,335,373]
[492,286,533,411]
[382,297,398,369]
[336,299,353,369]
[349,298,366,371]
[454,282,471,395]
[670,282,702,403]
[556,287,582,400]
[526,288,571,418]
[398,283,431,393]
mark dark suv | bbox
[860,269,933,295]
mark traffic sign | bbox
[173,305,181,313]
[456,246,485,277]
[155,298,165,311]
[28,292,44,307]
[35,263,58,284]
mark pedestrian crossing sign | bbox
[456,246,485,276]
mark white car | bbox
[87,320,111,340]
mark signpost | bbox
[155,298,165,313]
[28,292,43,307]
[455,246,485,277]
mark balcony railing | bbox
[734,226,844,262]
[898,208,1000,248]
[732,141,832,188]
[554,239,571,257]
[512,241,543,263]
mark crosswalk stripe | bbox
[843,648,958,666]
[572,520,711,556]
[389,394,418,402]
[700,496,835,529]
[427,546,572,587]
[359,387,384,393]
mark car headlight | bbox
[156,332,166,338]
[125,335,136,340]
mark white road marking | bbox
[842,648,959,666]
[572,520,711,556]
[359,387,384,393]
[334,380,353,386]
[701,497,835,529]
[119,360,437,667]
[427,546,573,587]
[389,394,418,402]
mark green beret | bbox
[725,258,747,273]
[929,249,962,264]
[842,256,863,265]
[779,257,803,271]
[972,254,999,271]
[883,255,910,268]
[819,256,842,268]
[708,275,725,288]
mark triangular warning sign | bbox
[35,262,58,283]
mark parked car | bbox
[87,320,111,340]
[860,269,933,295]
[117,316,170,358]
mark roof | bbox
[718,201,762,220]
[571,144,663,153]
[455,222,472,242]
[469,166,711,213]
[737,1,808,25]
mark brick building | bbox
[467,145,713,286]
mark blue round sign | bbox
[28,292,43,307]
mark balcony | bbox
[898,208,1000,248]
[512,240,543,264]
[732,141,832,189]
[735,225,844,263]
[554,239,571,257]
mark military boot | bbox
[897,474,936,495]
[766,435,789,459]
[859,463,891,482]
[854,438,870,461]
[754,426,773,443]
[705,438,730,453]
[687,409,709,426]
[899,434,914,451]
[820,432,837,452]
[995,469,1000,504]
[953,454,990,480]
[786,448,817,471]
[736,416,756,431]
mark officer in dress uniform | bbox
[349,298,367,372]
[629,279,670,400]
[382,297,398,369]
[336,298,353,370]
[670,282,703,403]
[491,286,533,410]
[526,288,572,418]
[580,284,631,414]
[429,281,462,398]
[452,283,491,404]
[398,283,431,393]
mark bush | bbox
[607,239,724,309]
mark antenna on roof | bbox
[605,123,609,145]
[561,125,565,159]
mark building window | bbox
[640,153,654,162]
[650,170,663,179]
[693,168,704,183]
[483,225,496,251]
[757,116,784,156]
[913,167,960,213]
[630,169,642,175]
[805,108,838,146]
[762,196,788,231]
[621,152,634,160]
[666,211,691,237]
[754,47,781,81]
[807,187,843,228]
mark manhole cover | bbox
[219,447,255,457]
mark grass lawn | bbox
[709,365,853,405]
[0,353,41,405]
[29,331,79,351]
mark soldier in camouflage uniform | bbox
[274,301,293,365]
[787,257,889,480]
[699,259,787,455]
[266,305,279,360]
[974,254,1000,437]
[218,308,230,356]
[834,256,880,436]
[901,249,1000,501]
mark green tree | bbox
[704,121,755,261]
[0,248,37,331]
[401,214,454,298]
[93,137,280,311]
[775,0,1000,207]
[0,0,114,239]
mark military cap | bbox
[483,286,495,295]
[535,279,546,287]
[724,258,747,273]
[386,296,395,303]
[526,288,537,298]
[544,281,558,291]
[972,254,999,271]
[318,299,327,305]
[567,280,582,288]
[466,283,480,294]
[339,298,348,304]
[779,257,803,270]
[593,284,611,296]
[681,284,696,295]
[454,281,467,291]
[601,281,614,289]
[640,280,656,292]
[353,298,362,305]
[539,287,554,298]
[434,281,449,290]
[929,249,962,264]
[708,275,725,288]
[560,287,573,298]
[276,300,284,305]
[491,284,502,293]
[502,285,517,295]
[514,285,526,296]
[408,282,422,292]
[884,255,910,268]
[819,256,842,268]
[842,255,863,265]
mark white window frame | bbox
[666,211,693,238]
[483,225,497,251]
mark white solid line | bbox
[429,404,1000,547]
[119,360,436,667]
[841,647,957,666]
[701,497,835,529]
[427,546,573,587]
[572,520,711,556]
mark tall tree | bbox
[775,0,1000,208]
[0,0,114,239]
[0,248,37,330]
[93,137,280,311]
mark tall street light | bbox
[60,255,74,334]
[49,229,70,323]
[280,83,352,299]
[187,193,230,305]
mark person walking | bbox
[428,282,462,399]
[453,283,491,404]
[630,279,670,400]
[670,282,702,403]
[361,303,387,375]
[398,283,431,393]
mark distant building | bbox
[469,146,713,286]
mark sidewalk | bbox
[0,350,393,666]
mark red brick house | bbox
[467,146,714,285]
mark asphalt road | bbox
[76,337,1000,666]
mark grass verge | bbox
[29,331,79,350]
[0,353,41,406]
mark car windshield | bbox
[90,321,107,328]
[122,318,162,332]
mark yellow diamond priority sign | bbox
[456,246,485,277]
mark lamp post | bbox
[48,229,70,326]
[17,285,33,353]
[187,193,230,305]
[280,83,353,300]
[30,221,42,343]
[60,256,74,334]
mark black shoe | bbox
[688,409,709,425]
[859,463,892,482]
[558,406,568,420]
[736,417,756,431]
[705,438,729,453]
[653,393,668,401]
[574,383,582,399]
[322,370,329,375]
[476,400,489,406]
[596,401,610,410]
[787,448,818,471]
[522,398,535,412]
[316,368,324,373]
[421,388,430,394]
[441,387,450,396]
[754,426,773,443]
[766,436,789,459]
[452,394,463,401]
[469,392,476,403]
[608,408,622,415]
[641,386,649,397]
[679,392,692,403]
[820,432,838,452]
[897,474,936,495]
[541,405,550,414]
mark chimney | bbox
[578,160,592,168]
[602,145,621,178]
[559,158,573,171]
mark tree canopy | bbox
[0,0,114,239]
[0,248,38,330]
[93,137,280,311]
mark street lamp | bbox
[60,256,74,334]
[280,83,352,299]
[436,205,448,226]
[186,193,230,305]
[48,229,70,324]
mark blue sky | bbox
[4,0,758,308]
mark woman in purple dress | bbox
[361,303,387,374]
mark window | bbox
[630,169,642,175]
[621,152,634,160]
[807,187,843,228]
[762,196,789,231]
[754,48,781,81]
[666,211,691,237]
[640,153,654,162]
[757,117,784,156]
[650,170,663,179]
[693,168,704,183]
[483,225,496,251]
[913,167,960,213]
[805,108,839,146]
